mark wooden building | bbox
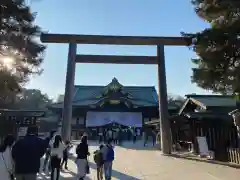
[0,109,45,139]
[50,78,178,139]
[171,95,239,162]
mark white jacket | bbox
[0,147,14,180]
[50,142,65,159]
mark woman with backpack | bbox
[75,135,90,180]
[93,145,104,180]
[0,135,15,180]
[49,135,65,180]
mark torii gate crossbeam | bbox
[41,33,188,155]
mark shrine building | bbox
[50,78,179,139]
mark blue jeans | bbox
[104,161,113,180]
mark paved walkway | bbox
[37,141,239,180]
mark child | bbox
[94,145,104,180]
[61,140,72,170]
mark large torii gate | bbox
[40,33,188,154]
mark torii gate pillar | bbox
[62,43,76,141]
[157,45,171,154]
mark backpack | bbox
[106,145,114,161]
[94,151,103,166]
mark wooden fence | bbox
[194,123,240,163]
[171,116,240,164]
[195,123,238,149]
[227,148,240,164]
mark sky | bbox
[26,0,212,99]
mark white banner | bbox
[86,111,142,127]
[18,127,27,137]
[197,136,209,156]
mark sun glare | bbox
[3,57,14,65]
[1,57,15,69]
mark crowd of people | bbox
[0,126,47,180]
[97,127,153,142]
[97,127,157,147]
[0,126,115,180]
[0,125,159,180]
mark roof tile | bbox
[190,96,237,107]
[53,85,158,108]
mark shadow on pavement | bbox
[168,153,240,169]
[88,161,141,180]
[50,141,145,179]
[120,141,159,151]
[87,140,159,151]
[59,170,91,180]
[66,155,142,180]
[38,168,92,180]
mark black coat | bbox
[12,135,47,174]
[76,143,89,159]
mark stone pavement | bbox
[37,141,239,180]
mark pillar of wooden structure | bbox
[62,43,77,140]
[41,33,188,155]
[157,45,171,154]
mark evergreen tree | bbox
[15,88,52,109]
[183,0,240,97]
[0,0,45,105]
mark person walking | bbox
[151,130,156,146]
[118,128,122,145]
[102,140,114,180]
[112,130,117,145]
[43,130,56,172]
[75,135,90,180]
[49,135,65,180]
[98,129,103,144]
[106,129,113,142]
[156,131,161,149]
[143,130,148,147]
[93,145,104,180]
[60,140,72,170]
[0,135,15,180]
[12,126,47,180]
[103,129,107,143]
[132,128,137,144]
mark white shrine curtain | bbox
[86,111,142,127]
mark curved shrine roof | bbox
[51,78,159,108]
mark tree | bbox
[0,0,45,105]
[168,94,185,107]
[56,94,64,103]
[182,0,240,96]
[14,88,52,109]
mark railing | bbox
[227,148,240,164]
